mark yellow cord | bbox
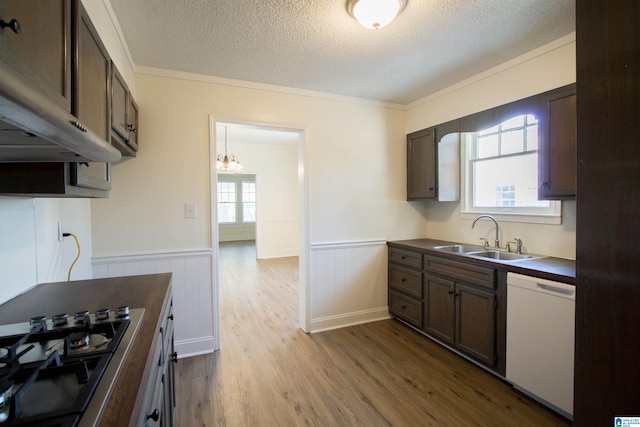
[67,233,81,281]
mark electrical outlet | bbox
[57,222,63,241]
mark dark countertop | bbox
[0,273,172,426]
[388,238,576,285]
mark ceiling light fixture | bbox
[346,0,407,30]
[216,126,243,172]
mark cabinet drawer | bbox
[389,290,423,328]
[389,247,422,269]
[424,255,496,289]
[389,265,422,298]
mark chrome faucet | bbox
[471,215,500,248]
[506,237,523,254]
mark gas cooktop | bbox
[0,307,144,426]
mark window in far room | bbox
[461,114,560,222]
[217,174,256,224]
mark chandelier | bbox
[216,126,243,172]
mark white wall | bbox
[0,197,93,304]
[407,34,577,259]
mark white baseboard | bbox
[310,307,391,333]
[258,247,299,259]
[175,336,217,359]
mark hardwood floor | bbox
[176,241,570,426]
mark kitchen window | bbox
[461,114,561,223]
[217,174,256,224]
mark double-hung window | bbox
[461,114,560,223]
[217,174,256,224]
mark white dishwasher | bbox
[506,272,575,420]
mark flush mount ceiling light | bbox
[216,126,243,172]
[346,0,408,30]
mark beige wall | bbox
[406,34,577,259]
[90,73,423,256]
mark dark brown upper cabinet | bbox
[73,1,110,144]
[0,0,72,111]
[0,0,139,196]
[407,128,436,200]
[538,87,576,200]
[71,1,111,192]
[127,94,138,151]
[110,62,138,157]
[407,83,576,203]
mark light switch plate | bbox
[185,203,196,218]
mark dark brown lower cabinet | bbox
[424,274,455,344]
[138,299,176,426]
[388,244,502,374]
[425,273,496,368]
[455,283,496,367]
[389,290,423,329]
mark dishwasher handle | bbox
[537,282,575,296]
[507,272,576,300]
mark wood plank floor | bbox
[176,241,570,426]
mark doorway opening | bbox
[209,118,309,350]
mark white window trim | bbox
[459,211,561,225]
[459,121,562,225]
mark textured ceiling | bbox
[107,0,575,105]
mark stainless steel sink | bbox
[433,244,545,262]
[433,244,486,253]
[465,250,542,261]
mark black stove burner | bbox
[0,308,132,426]
[67,333,89,350]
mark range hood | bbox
[0,63,121,163]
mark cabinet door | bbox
[72,2,110,190]
[424,274,455,345]
[127,95,139,151]
[73,2,110,141]
[163,337,176,426]
[407,128,436,200]
[455,283,496,367]
[111,63,129,142]
[0,0,71,110]
[161,303,176,426]
[539,92,576,199]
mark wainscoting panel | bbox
[309,241,390,332]
[92,250,216,358]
